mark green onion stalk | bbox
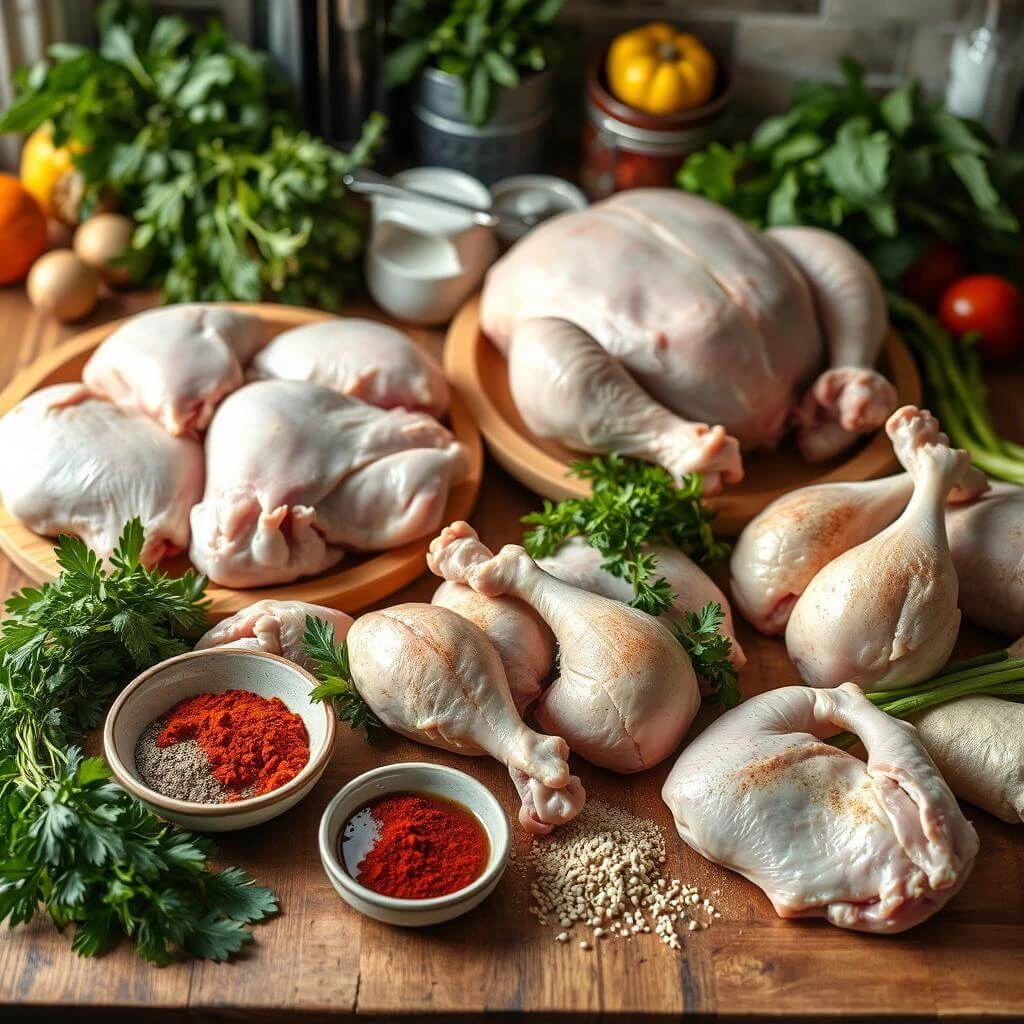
[832,638,1024,749]
[887,291,1024,485]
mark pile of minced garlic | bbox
[525,800,720,950]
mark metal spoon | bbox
[342,167,549,231]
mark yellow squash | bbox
[20,123,84,224]
[607,23,717,116]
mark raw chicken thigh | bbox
[190,380,469,588]
[538,536,745,669]
[0,383,203,565]
[431,581,555,715]
[911,696,1024,824]
[662,683,979,933]
[509,318,742,491]
[786,407,974,691]
[83,304,265,435]
[482,189,894,487]
[428,522,700,772]
[249,318,448,417]
[195,600,353,669]
[347,603,585,835]
[946,482,1024,636]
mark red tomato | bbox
[938,274,1024,361]
[900,239,965,308]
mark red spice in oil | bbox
[343,792,489,899]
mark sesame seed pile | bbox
[526,800,720,950]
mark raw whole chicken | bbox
[482,189,895,491]
[730,462,987,637]
[0,383,203,565]
[946,482,1024,637]
[190,380,470,588]
[786,407,974,691]
[249,318,448,417]
[195,600,353,669]
[911,696,1024,824]
[538,536,745,669]
[427,521,700,772]
[346,602,585,835]
[83,304,265,436]
[509,318,742,491]
[662,683,979,933]
[431,581,555,715]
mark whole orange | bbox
[0,174,48,284]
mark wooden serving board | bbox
[0,300,483,619]
[445,295,922,536]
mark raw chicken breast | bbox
[190,381,470,588]
[249,318,449,417]
[0,383,203,565]
[538,536,745,669]
[83,304,265,435]
[663,683,978,933]
[911,696,1024,824]
[195,600,354,669]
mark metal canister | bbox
[581,55,733,200]
[412,67,555,185]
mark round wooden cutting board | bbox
[0,302,483,619]
[444,294,921,536]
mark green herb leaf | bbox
[303,616,381,736]
[674,603,739,708]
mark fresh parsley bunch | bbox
[522,455,729,617]
[304,616,381,736]
[0,0,385,308]
[678,58,1024,283]
[674,603,739,708]
[0,521,277,963]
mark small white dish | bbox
[104,648,335,832]
[319,762,510,927]
[490,174,588,244]
[366,166,497,326]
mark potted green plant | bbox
[384,0,566,184]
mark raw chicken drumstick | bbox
[0,383,203,565]
[427,522,701,772]
[538,536,745,670]
[195,600,354,669]
[767,227,897,462]
[946,482,1024,637]
[662,683,978,934]
[190,380,470,588]
[347,603,585,835]
[83,304,265,436]
[249,318,449,417]
[509,318,742,494]
[431,582,555,716]
[786,407,975,691]
[730,428,987,636]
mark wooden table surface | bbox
[2,288,1023,1024]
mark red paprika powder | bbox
[158,689,309,800]
[343,792,489,899]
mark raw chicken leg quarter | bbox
[427,521,701,772]
[662,683,978,934]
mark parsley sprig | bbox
[304,617,381,737]
[674,603,740,708]
[0,521,277,963]
[522,455,729,617]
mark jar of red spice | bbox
[581,52,733,200]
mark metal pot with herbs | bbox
[384,0,566,184]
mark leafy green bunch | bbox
[0,0,386,308]
[679,58,1024,283]
[522,455,729,617]
[0,522,277,963]
[304,617,381,736]
[385,0,566,126]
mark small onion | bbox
[73,212,134,286]
[27,249,99,322]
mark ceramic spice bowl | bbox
[319,762,511,927]
[104,647,335,832]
